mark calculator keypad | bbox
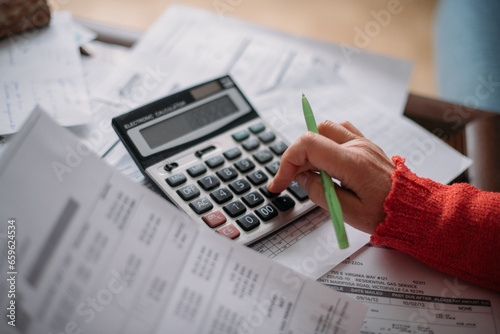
[149,120,314,245]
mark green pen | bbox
[301,93,349,249]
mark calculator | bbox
[112,76,316,245]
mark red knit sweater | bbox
[371,156,500,292]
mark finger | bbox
[267,131,354,192]
[317,120,361,144]
[337,120,365,137]
[295,172,374,233]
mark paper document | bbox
[0,12,91,135]
[0,108,368,333]
[319,245,500,333]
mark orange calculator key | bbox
[202,210,227,228]
[216,223,240,239]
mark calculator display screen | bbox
[140,95,238,149]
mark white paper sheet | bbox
[0,12,91,135]
[319,245,500,333]
[0,108,367,333]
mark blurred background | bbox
[51,0,438,98]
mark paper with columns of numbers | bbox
[319,245,500,333]
[0,108,367,334]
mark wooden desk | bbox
[80,18,500,193]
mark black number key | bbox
[205,155,225,168]
[223,200,247,218]
[265,161,280,176]
[166,173,186,187]
[210,187,234,204]
[197,175,221,191]
[247,170,268,186]
[187,164,207,177]
[253,149,273,164]
[287,181,309,201]
[241,191,264,208]
[259,185,280,198]
[228,178,251,195]
[189,197,213,214]
[272,195,296,211]
[216,167,238,182]
[236,214,260,231]
[234,158,255,173]
[176,184,200,201]
[255,204,278,221]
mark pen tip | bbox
[302,93,305,98]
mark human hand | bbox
[267,120,396,234]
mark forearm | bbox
[371,156,500,291]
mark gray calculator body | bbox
[112,76,315,245]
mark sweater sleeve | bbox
[371,156,500,292]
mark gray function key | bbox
[269,141,288,155]
[258,131,276,143]
[166,173,186,187]
[189,197,213,215]
[223,147,242,160]
[265,161,280,176]
[252,149,273,164]
[248,122,265,134]
[241,138,260,151]
[205,155,225,169]
[187,163,207,177]
[176,184,200,201]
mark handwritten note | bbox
[0,11,91,135]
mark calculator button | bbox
[287,181,309,201]
[187,164,207,177]
[176,184,200,201]
[189,197,214,215]
[223,200,247,218]
[210,187,234,204]
[241,191,265,208]
[252,150,273,164]
[165,173,187,187]
[241,138,260,151]
[205,155,225,168]
[223,147,242,160]
[249,122,265,134]
[202,210,227,228]
[265,161,280,176]
[228,179,251,195]
[236,213,260,231]
[197,175,221,191]
[231,130,250,142]
[269,141,288,155]
[258,131,276,143]
[272,195,296,211]
[216,223,240,239]
[259,185,280,198]
[255,204,278,221]
[216,167,238,182]
[234,158,255,173]
[247,170,268,186]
